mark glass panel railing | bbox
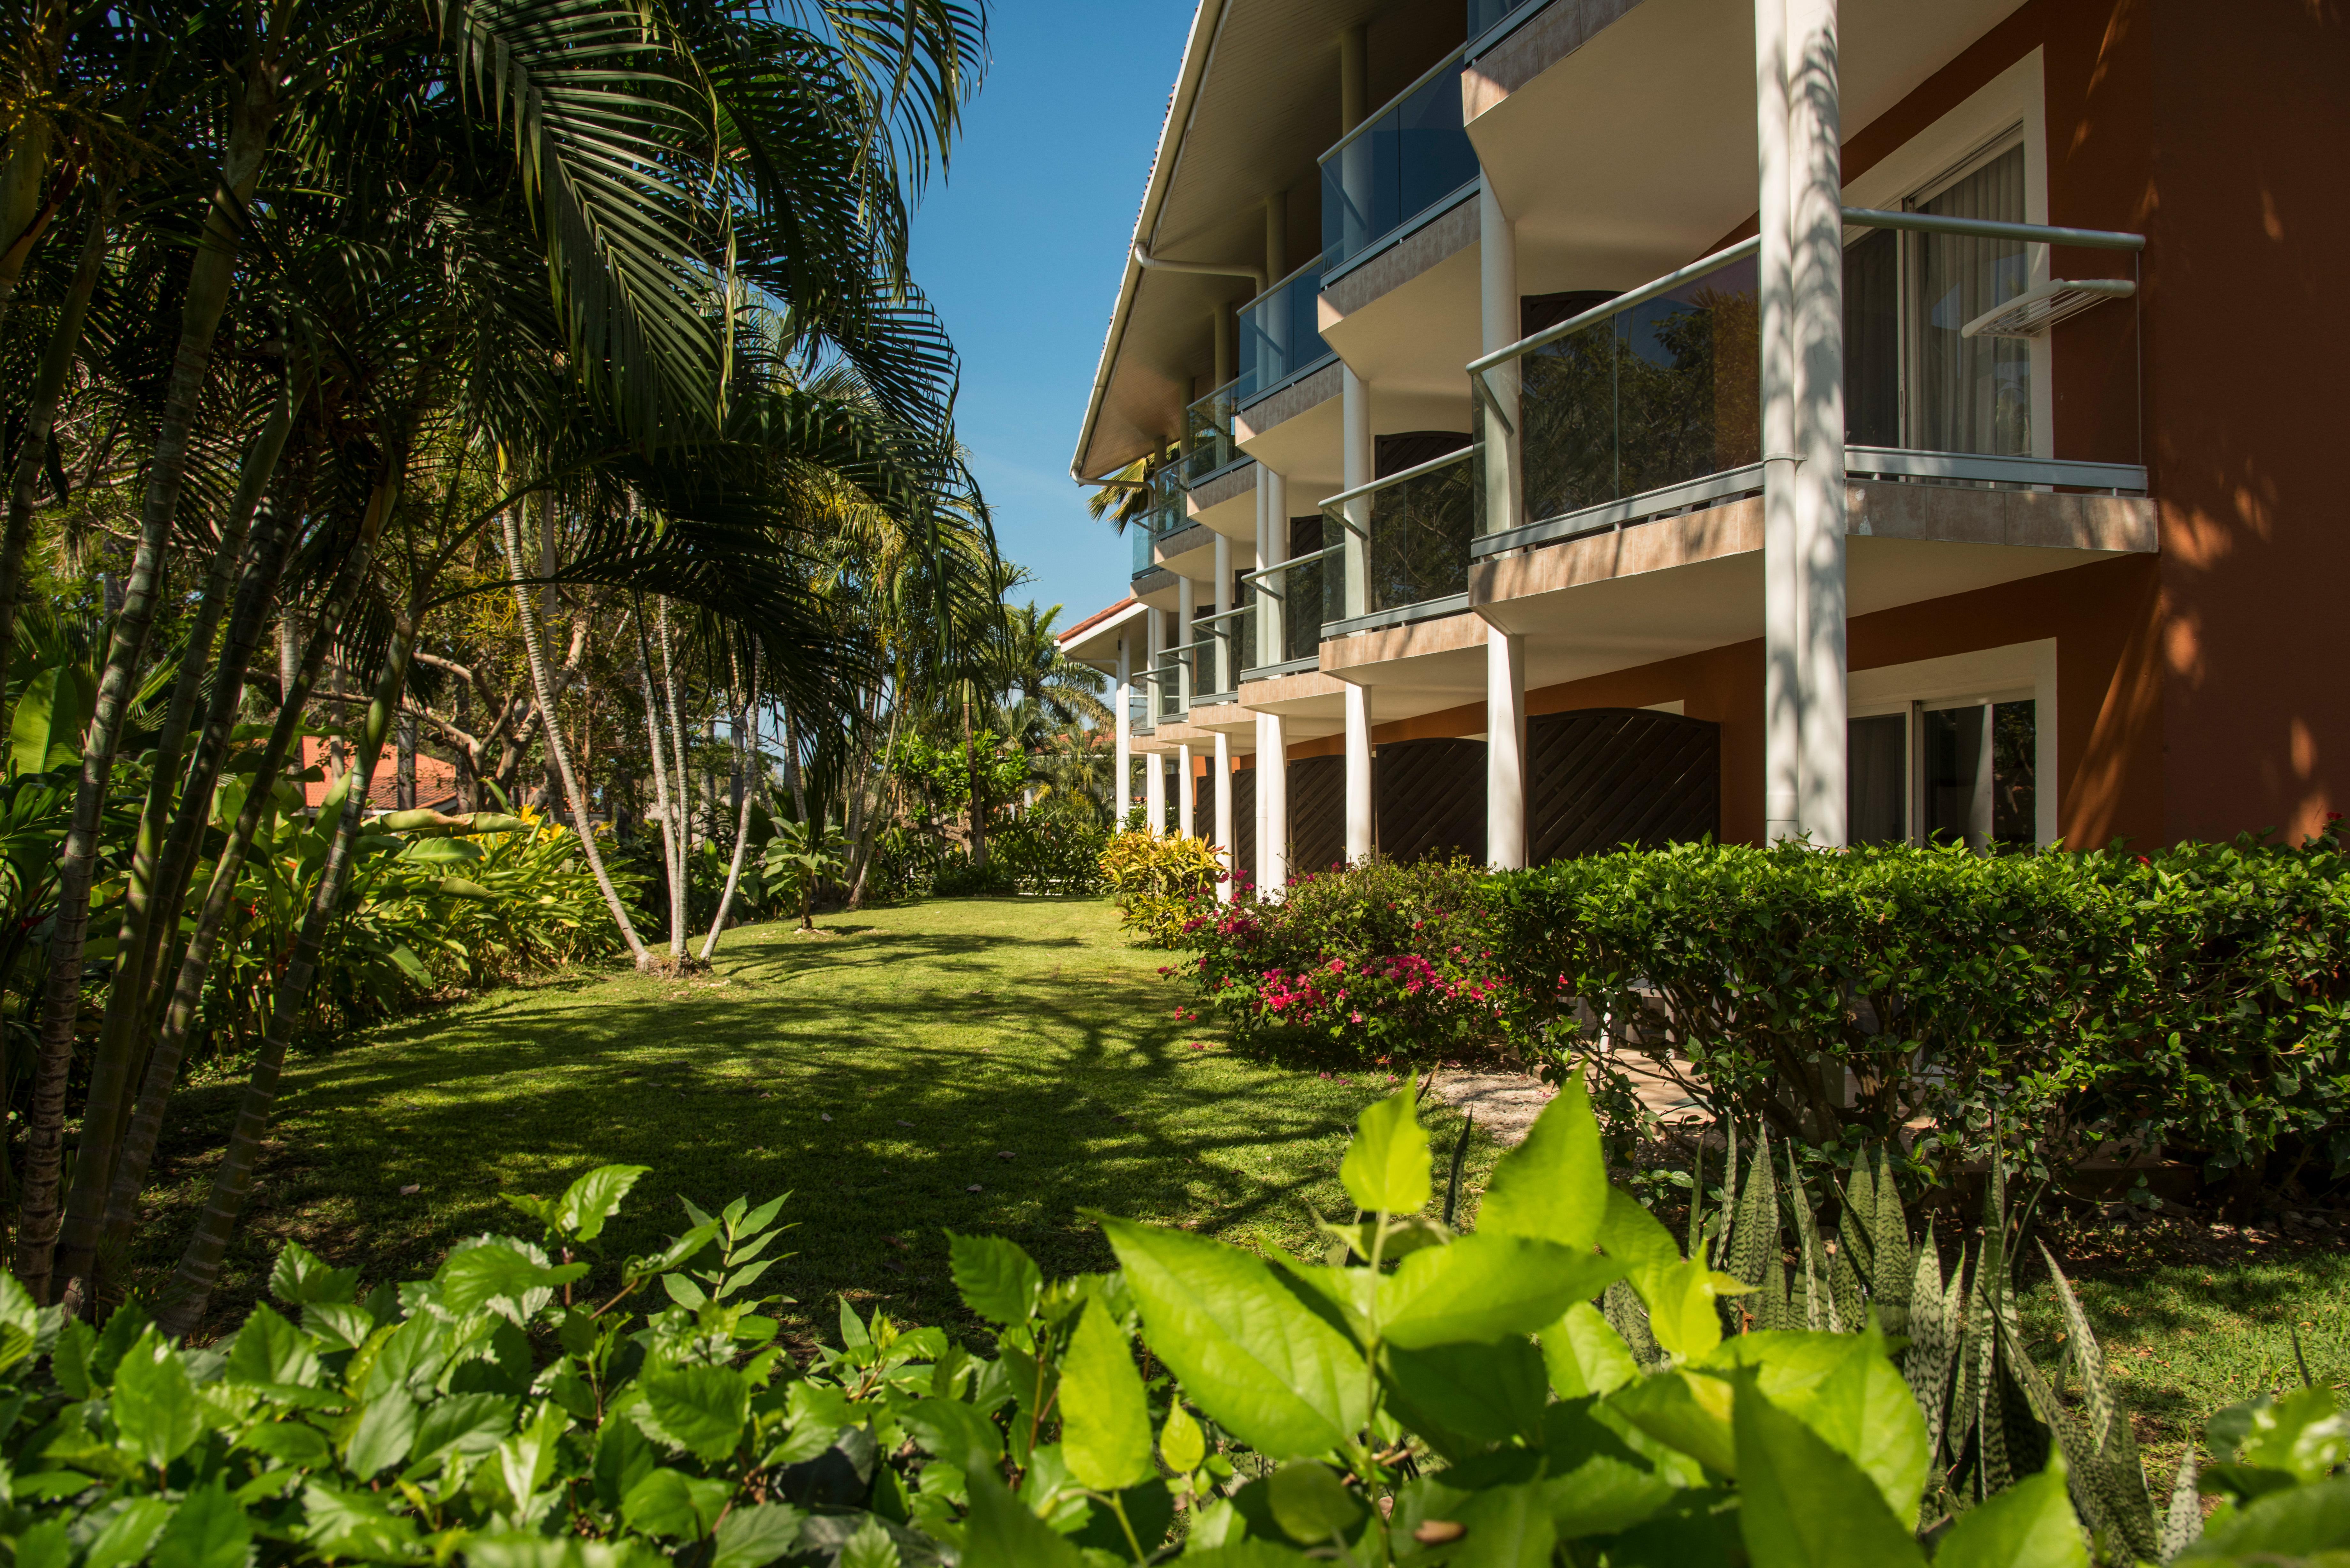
[1129,466,1188,577]
[1320,49,1479,272]
[1193,609,1251,697]
[1184,384,1239,483]
[1237,547,1335,670]
[1467,0,1544,43]
[1508,253,1761,527]
[1323,447,1481,619]
[1130,516,1155,577]
[1236,260,1331,403]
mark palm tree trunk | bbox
[53,366,305,1301]
[846,681,902,908]
[657,597,690,958]
[95,529,373,1269]
[0,187,109,735]
[160,604,415,1339]
[14,72,280,1300]
[504,501,650,969]
[635,624,680,963]
[700,649,759,960]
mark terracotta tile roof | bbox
[1056,595,1139,645]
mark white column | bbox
[1790,0,1847,846]
[1344,683,1372,862]
[1259,465,1288,662]
[1114,630,1132,825]
[1261,712,1289,893]
[1144,607,1165,834]
[1486,629,1528,869]
[1757,0,1801,845]
[1340,365,1370,620]
[1177,743,1195,839]
[1176,574,1196,713]
[1213,732,1233,899]
[1480,182,1527,871]
[1212,532,1233,693]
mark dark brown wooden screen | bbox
[1228,763,1255,881]
[1375,738,1487,864]
[1528,708,1720,862]
[1287,755,1346,879]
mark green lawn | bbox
[130,896,1492,1343]
[129,892,2341,1487]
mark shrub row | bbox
[1150,831,2350,1192]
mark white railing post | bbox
[1114,630,1132,825]
[1342,365,1370,619]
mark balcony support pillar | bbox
[1213,733,1233,901]
[1259,713,1288,896]
[1486,627,1527,870]
[1177,743,1195,840]
[1177,573,1196,711]
[1345,683,1372,863]
[1213,531,1233,691]
[1342,365,1370,619]
[1145,607,1165,834]
[1479,181,1522,538]
[1114,631,1132,826]
[1257,464,1286,659]
[1790,0,1847,846]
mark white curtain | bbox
[1916,145,2032,456]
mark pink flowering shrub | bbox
[1175,855,1522,1062]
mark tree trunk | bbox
[454,678,477,811]
[657,598,690,958]
[56,366,302,1290]
[504,502,649,969]
[159,606,416,1338]
[700,650,759,961]
[0,188,110,734]
[636,627,680,963]
[96,532,373,1271]
[15,65,280,1300]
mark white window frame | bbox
[1840,50,2053,463]
[1849,637,2059,847]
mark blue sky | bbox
[906,2,1193,634]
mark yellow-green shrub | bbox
[1098,830,1225,946]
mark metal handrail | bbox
[1468,236,1761,381]
[1316,45,1467,170]
[1317,443,1478,513]
[1238,254,1325,317]
[1839,207,2145,252]
[1468,209,2146,391]
[1239,542,1345,599]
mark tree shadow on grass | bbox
[127,916,1462,1344]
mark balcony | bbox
[1183,383,1241,485]
[1192,605,1254,703]
[1320,47,1481,279]
[1129,465,1189,578]
[1322,445,1482,634]
[1466,0,1545,47]
[1472,207,2146,560]
[1238,540,1334,681]
[1236,259,1333,408]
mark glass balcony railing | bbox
[1467,0,1544,44]
[1184,385,1239,483]
[1469,208,2146,552]
[1193,607,1252,698]
[1320,48,1479,273]
[1322,445,1481,622]
[1236,260,1332,404]
[1503,251,1762,529]
[1128,465,1188,577]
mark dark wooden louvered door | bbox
[1229,763,1255,878]
[1528,709,1720,862]
[1374,738,1486,864]
[1287,755,1346,878]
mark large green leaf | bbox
[1338,1082,1430,1215]
[1060,1299,1153,1491]
[1539,1302,1640,1398]
[2184,1477,2350,1560]
[112,1329,205,1468]
[1708,1329,1931,1527]
[1935,1458,2088,1568]
[643,1366,751,1464]
[1380,1338,1549,1459]
[620,1468,735,1540]
[1477,1076,1608,1251]
[1444,1478,1558,1568]
[270,1241,360,1307]
[437,1242,588,1319]
[948,1232,1043,1325]
[959,1473,1088,1568]
[411,1393,519,1472]
[149,1480,253,1568]
[710,1503,807,1568]
[1644,1258,1749,1362]
[345,1391,422,1479]
[8,663,87,775]
[1267,1462,1363,1544]
[1610,1368,1737,1477]
[903,1397,1003,1475]
[1380,1232,1624,1349]
[557,1165,650,1242]
[1732,1377,1927,1568]
[1098,1215,1364,1459]
[224,1302,322,1391]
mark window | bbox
[1846,699,2038,850]
[1844,140,2035,457]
